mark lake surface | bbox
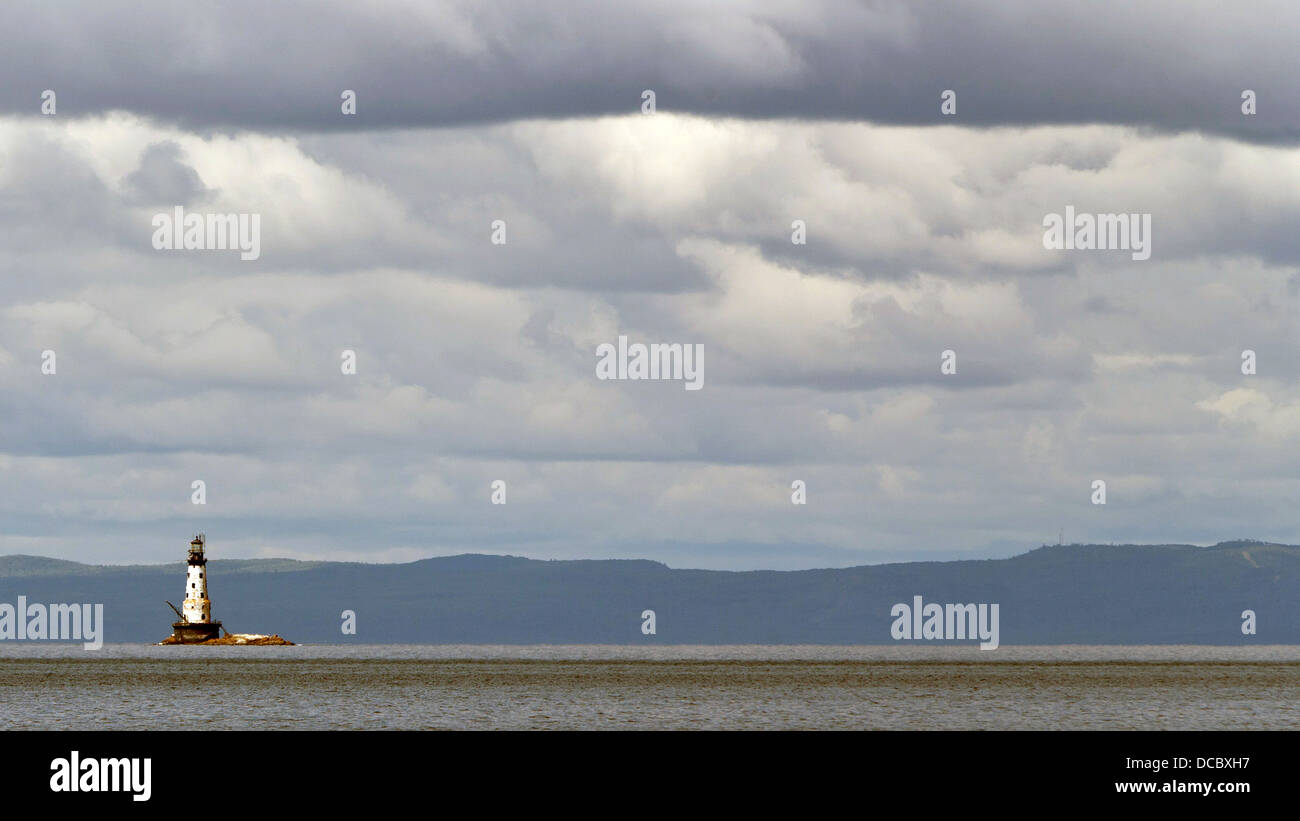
[2,644,1298,730]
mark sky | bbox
[1,1,1299,568]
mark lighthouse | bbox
[167,534,223,642]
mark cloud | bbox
[1,1,1296,141]
[2,11,1300,567]
[121,141,211,205]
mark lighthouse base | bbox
[167,621,223,644]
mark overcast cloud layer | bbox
[2,0,1298,140]
[2,2,1298,568]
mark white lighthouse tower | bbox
[168,534,222,642]
[183,534,212,623]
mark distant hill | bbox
[0,541,1295,644]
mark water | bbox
[2,644,1298,730]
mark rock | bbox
[159,633,294,646]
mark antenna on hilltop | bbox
[1058,527,1064,546]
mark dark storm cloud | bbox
[1,0,1295,140]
